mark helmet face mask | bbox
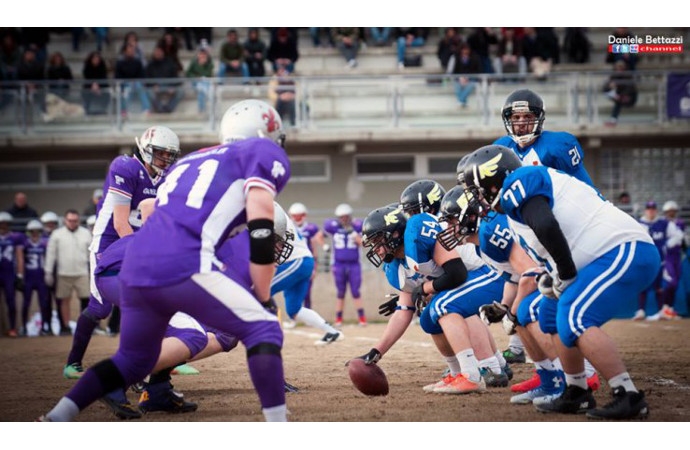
[438,187,485,251]
[135,126,181,176]
[502,89,545,146]
[362,205,407,268]
[462,145,522,211]
[273,202,294,264]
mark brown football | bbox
[347,358,389,396]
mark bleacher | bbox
[1,27,689,140]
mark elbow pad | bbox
[431,258,468,292]
[248,219,275,265]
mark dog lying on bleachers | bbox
[42,92,85,122]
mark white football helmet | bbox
[0,211,13,223]
[662,200,679,212]
[273,202,294,264]
[219,99,286,147]
[40,211,59,224]
[335,203,353,217]
[288,202,307,216]
[26,219,43,232]
[86,215,97,228]
[135,125,181,175]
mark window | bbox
[355,155,414,180]
[427,156,462,177]
[0,166,41,186]
[289,156,330,182]
[46,162,108,183]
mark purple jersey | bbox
[95,234,133,274]
[0,232,23,273]
[323,218,363,263]
[120,138,290,287]
[90,154,164,255]
[639,216,669,259]
[23,235,48,279]
[297,222,320,252]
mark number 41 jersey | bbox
[119,138,290,288]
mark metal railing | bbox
[0,70,687,136]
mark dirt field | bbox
[1,315,689,424]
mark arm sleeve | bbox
[431,258,468,292]
[519,195,577,280]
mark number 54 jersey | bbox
[120,138,291,288]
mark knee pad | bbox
[91,359,126,394]
[247,342,282,358]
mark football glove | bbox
[356,348,382,365]
[260,297,278,315]
[411,284,428,316]
[479,301,509,325]
[553,276,576,299]
[536,272,555,298]
[501,309,518,335]
[378,294,399,317]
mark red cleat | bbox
[510,371,541,393]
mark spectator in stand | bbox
[144,46,185,114]
[563,27,591,64]
[83,188,103,217]
[449,43,483,108]
[395,27,429,71]
[185,47,214,114]
[20,28,50,66]
[157,31,183,74]
[1,30,21,81]
[369,27,392,47]
[522,27,557,80]
[494,27,527,77]
[218,29,249,81]
[119,31,146,68]
[606,27,639,71]
[21,219,51,336]
[268,63,296,126]
[44,209,92,336]
[309,28,334,48]
[0,211,24,337]
[17,47,46,111]
[115,42,150,117]
[81,51,111,115]
[466,27,498,74]
[90,28,109,53]
[243,28,268,80]
[437,27,463,73]
[603,59,638,127]
[267,27,299,74]
[331,28,360,69]
[46,51,73,101]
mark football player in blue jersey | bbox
[492,88,596,364]
[461,144,658,420]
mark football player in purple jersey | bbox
[62,125,182,415]
[287,202,324,310]
[41,99,292,422]
[0,212,24,337]
[323,203,367,327]
[20,219,50,336]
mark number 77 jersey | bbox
[119,137,291,288]
[500,165,651,272]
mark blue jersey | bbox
[500,166,651,276]
[478,213,518,283]
[404,212,444,277]
[494,130,595,187]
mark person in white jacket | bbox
[44,209,92,335]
